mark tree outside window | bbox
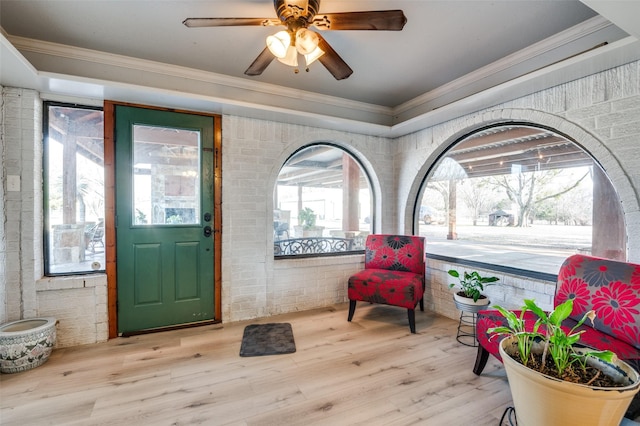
[417,125,625,274]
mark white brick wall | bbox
[221,115,393,322]
[397,61,640,318]
[36,275,108,347]
[2,60,639,347]
[426,258,555,322]
[0,84,5,324]
[0,88,108,347]
[1,87,42,322]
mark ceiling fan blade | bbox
[244,47,276,76]
[311,10,407,31]
[183,17,281,28]
[316,34,353,80]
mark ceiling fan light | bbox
[266,30,291,58]
[277,45,298,66]
[304,46,324,66]
[295,28,319,55]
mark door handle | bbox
[203,226,212,237]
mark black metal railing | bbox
[274,237,354,256]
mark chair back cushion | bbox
[555,254,640,350]
[364,234,425,275]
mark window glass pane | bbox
[45,104,105,275]
[417,125,625,275]
[132,125,200,225]
[274,145,372,256]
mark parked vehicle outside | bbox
[420,206,444,225]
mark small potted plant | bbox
[299,207,317,228]
[293,207,324,237]
[488,299,640,425]
[448,269,499,306]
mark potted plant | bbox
[448,269,499,306]
[299,207,317,228]
[489,299,640,426]
[293,207,324,237]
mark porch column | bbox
[297,185,303,225]
[342,154,359,231]
[592,166,625,260]
[447,180,458,240]
[62,117,78,224]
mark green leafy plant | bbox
[489,305,539,368]
[448,269,499,302]
[298,207,317,229]
[489,298,615,377]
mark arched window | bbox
[416,124,625,275]
[274,144,373,257]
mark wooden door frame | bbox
[104,101,222,338]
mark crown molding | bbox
[12,15,617,123]
[7,34,392,117]
[392,15,623,121]
[3,19,638,139]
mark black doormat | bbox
[239,323,296,357]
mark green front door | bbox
[115,106,215,334]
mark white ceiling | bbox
[1,0,640,136]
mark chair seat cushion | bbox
[348,268,424,309]
[476,309,640,364]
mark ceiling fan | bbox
[183,0,407,80]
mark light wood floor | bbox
[0,303,513,425]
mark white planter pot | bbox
[453,293,490,313]
[499,336,640,426]
[293,225,325,238]
[0,318,57,373]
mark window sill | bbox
[37,274,107,291]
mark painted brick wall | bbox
[426,258,556,321]
[221,115,394,322]
[396,61,640,321]
[1,61,638,346]
[0,84,5,324]
[1,87,42,322]
[36,275,108,347]
[0,87,108,346]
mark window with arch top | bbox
[416,124,625,276]
[274,144,373,257]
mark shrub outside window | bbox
[274,144,373,257]
[417,124,625,275]
[44,103,105,275]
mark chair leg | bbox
[419,296,424,312]
[407,309,416,333]
[473,344,490,375]
[348,300,356,322]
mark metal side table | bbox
[454,297,489,347]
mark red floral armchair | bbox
[474,254,640,377]
[348,234,426,333]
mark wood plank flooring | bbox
[0,303,513,425]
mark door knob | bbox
[203,226,212,237]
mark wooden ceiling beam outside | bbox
[450,136,570,163]
[463,155,594,179]
[451,127,549,151]
[454,144,588,171]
